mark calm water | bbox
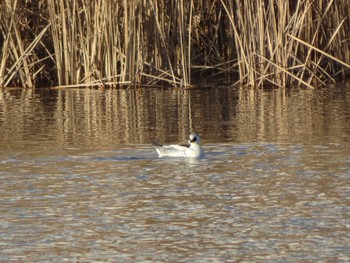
[0,85,349,262]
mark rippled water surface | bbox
[0,85,349,262]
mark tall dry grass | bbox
[221,0,350,88]
[47,0,195,87]
[0,0,50,88]
[0,0,349,88]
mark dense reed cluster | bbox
[0,0,349,88]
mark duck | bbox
[152,133,205,158]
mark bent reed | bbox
[0,0,349,89]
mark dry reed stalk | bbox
[0,0,50,88]
[1,0,349,88]
[288,34,350,71]
[220,0,350,88]
[47,0,186,87]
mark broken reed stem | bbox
[0,0,349,88]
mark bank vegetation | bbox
[0,0,349,89]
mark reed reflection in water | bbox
[0,85,349,262]
[1,85,350,146]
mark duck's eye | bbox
[190,136,197,143]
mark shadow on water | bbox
[0,84,350,261]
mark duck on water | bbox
[152,133,205,158]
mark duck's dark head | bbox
[189,133,200,143]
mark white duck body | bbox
[153,133,205,158]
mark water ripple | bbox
[0,142,349,261]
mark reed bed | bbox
[0,0,349,88]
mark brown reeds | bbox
[221,0,350,88]
[0,0,349,88]
[0,0,50,88]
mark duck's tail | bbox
[151,140,163,147]
[151,141,163,156]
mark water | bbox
[0,85,349,262]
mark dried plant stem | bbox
[0,0,349,88]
